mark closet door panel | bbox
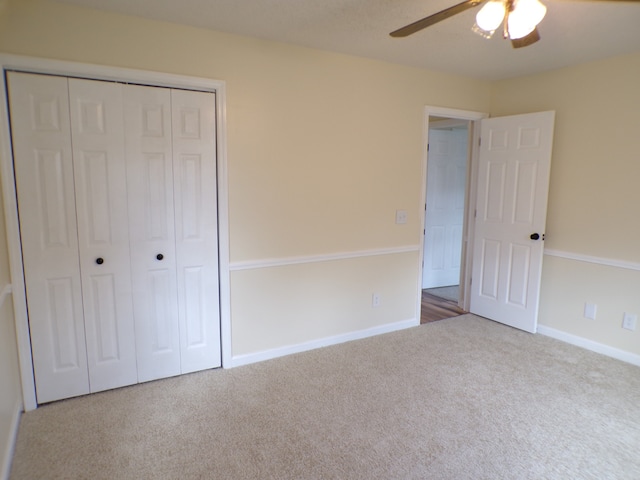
[7,72,90,403]
[171,89,221,373]
[124,84,181,382]
[69,78,138,393]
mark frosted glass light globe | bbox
[475,0,507,32]
[508,0,547,39]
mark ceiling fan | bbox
[390,0,638,49]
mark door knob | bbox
[156,253,164,261]
[96,257,104,265]
[530,233,540,240]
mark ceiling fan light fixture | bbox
[507,0,547,40]
[390,0,554,49]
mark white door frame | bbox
[0,54,231,411]
[417,106,488,318]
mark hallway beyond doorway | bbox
[421,287,466,324]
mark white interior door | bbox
[124,84,182,383]
[422,126,468,289]
[469,111,555,333]
[171,89,221,373]
[7,72,90,403]
[68,78,138,393]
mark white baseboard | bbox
[230,318,418,368]
[1,400,21,480]
[537,325,640,367]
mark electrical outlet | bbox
[584,303,597,320]
[622,313,637,331]
[372,293,381,308]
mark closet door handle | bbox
[156,253,164,261]
[96,257,104,265]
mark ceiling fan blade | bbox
[390,0,484,38]
[511,27,541,48]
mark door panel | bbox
[78,151,112,243]
[507,244,531,307]
[171,89,221,373]
[36,150,70,247]
[479,239,500,299]
[183,266,205,347]
[514,162,537,223]
[89,273,120,362]
[485,161,506,221]
[124,84,181,382]
[148,270,174,350]
[7,72,90,403]
[69,78,138,393]
[45,278,80,370]
[470,111,555,333]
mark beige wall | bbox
[492,52,640,355]
[0,0,491,361]
[0,0,491,263]
[232,252,419,356]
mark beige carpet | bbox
[10,314,640,479]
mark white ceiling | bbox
[56,0,640,80]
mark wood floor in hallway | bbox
[420,290,466,324]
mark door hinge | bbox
[478,137,482,147]
[427,143,430,152]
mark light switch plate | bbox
[395,210,408,224]
[584,303,597,320]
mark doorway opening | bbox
[419,108,487,324]
[421,117,469,323]
[419,108,554,332]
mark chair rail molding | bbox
[544,249,640,272]
[229,245,421,271]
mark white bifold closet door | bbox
[69,78,139,394]
[8,71,220,404]
[8,73,91,403]
[170,89,220,375]
[124,84,220,383]
[124,84,180,382]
